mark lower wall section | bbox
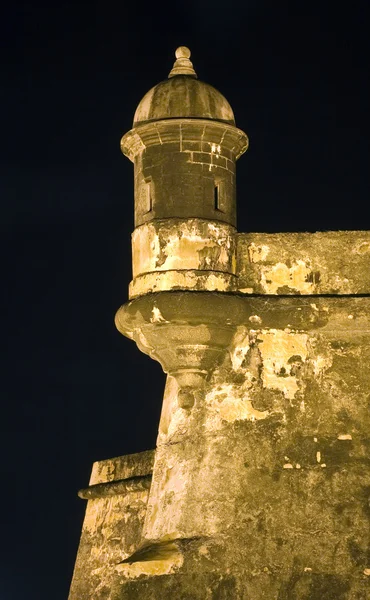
[70,535,370,600]
[113,571,369,600]
[68,450,154,600]
[116,571,238,600]
[70,293,370,599]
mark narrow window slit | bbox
[214,183,220,211]
[145,181,153,213]
[148,182,153,212]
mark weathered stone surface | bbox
[132,219,236,278]
[129,268,235,297]
[129,226,370,298]
[237,231,370,295]
[142,295,370,533]
[130,218,237,298]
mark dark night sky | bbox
[2,1,369,598]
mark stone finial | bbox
[168,46,197,78]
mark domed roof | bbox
[133,47,235,127]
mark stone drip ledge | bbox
[237,231,370,295]
[77,449,155,500]
[78,474,152,500]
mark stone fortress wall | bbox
[69,48,370,600]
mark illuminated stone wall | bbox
[237,231,370,295]
[70,232,370,600]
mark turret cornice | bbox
[121,119,249,163]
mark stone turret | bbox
[116,47,249,406]
[120,47,248,298]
